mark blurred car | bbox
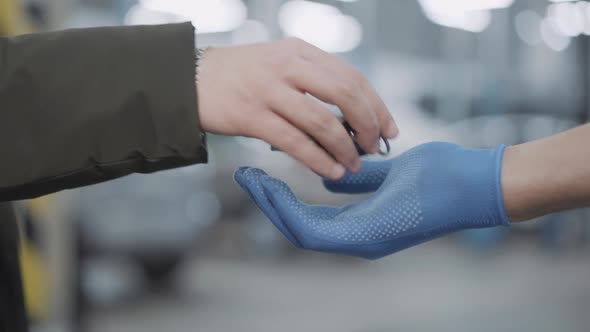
[69,165,220,286]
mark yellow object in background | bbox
[0,0,33,35]
[20,197,51,321]
[19,234,49,321]
[1,0,48,320]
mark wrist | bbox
[501,144,532,222]
[194,47,213,134]
[500,139,571,222]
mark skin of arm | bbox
[502,123,590,221]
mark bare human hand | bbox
[196,38,398,179]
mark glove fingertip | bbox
[234,167,268,184]
[235,166,251,173]
[233,166,251,184]
[232,168,305,249]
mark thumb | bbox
[322,159,393,194]
[233,167,302,247]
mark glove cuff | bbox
[494,144,512,226]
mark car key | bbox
[270,120,390,156]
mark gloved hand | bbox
[234,142,511,259]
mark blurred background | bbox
[2,0,590,331]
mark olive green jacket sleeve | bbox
[0,22,208,202]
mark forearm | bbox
[502,123,590,221]
[0,23,207,201]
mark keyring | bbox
[378,136,390,156]
[271,120,391,156]
[342,121,390,156]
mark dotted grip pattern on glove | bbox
[234,142,511,259]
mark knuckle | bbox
[347,67,366,84]
[266,84,287,105]
[336,80,361,101]
[357,76,371,93]
[265,44,298,70]
[308,115,330,133]
[267,50,292,70]
[308,111,335,133]
[281,61,304,83]
[333,144,356,165]
[299,138,319,153]
[332,136,357,162]
[360,121,380,137]
[353,108,379,134]
[354,120,379,144]
[327,124,352,146]
[280,131,303,152]
[280,130,315,156]
[285,37,308,52]
[292,138,322,164]
[314,124,354,161]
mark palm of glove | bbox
[234,142,510,259]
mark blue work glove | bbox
[234,142,511,259]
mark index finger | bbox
[301,44,398,139]
[287,59,381,154]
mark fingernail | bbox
[332,164,346,179]
[385,122,399,139]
